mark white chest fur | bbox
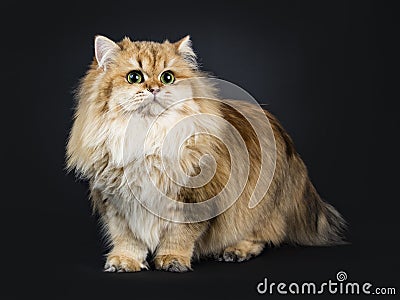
[97,109,204,251]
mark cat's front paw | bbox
[154,254,192,272]
[104,254,149,272]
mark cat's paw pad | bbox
[154,254,192,272]
[104,254,149,272]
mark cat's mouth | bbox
[119,94,152,111]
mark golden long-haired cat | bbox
[67,35,346,272]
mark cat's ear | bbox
[175,35,197,68]
[94,35,121,70]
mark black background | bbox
[3,0,399,299]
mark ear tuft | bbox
[94,35,120,70]
[175,35,197,69]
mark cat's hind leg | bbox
[219,240,265,262]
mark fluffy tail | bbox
[316,202,348,245]
[288,181,347,246]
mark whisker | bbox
[103,96,140,116]
[104,106,126,117]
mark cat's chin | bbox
[131,101,167,118]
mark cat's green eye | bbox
[127,70,143,84]
[160,71,175,85]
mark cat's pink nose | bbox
[148,88,160,95]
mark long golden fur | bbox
[67,35,346,272]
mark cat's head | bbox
[81,35,207,117]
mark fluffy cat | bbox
[66,35,346,272]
